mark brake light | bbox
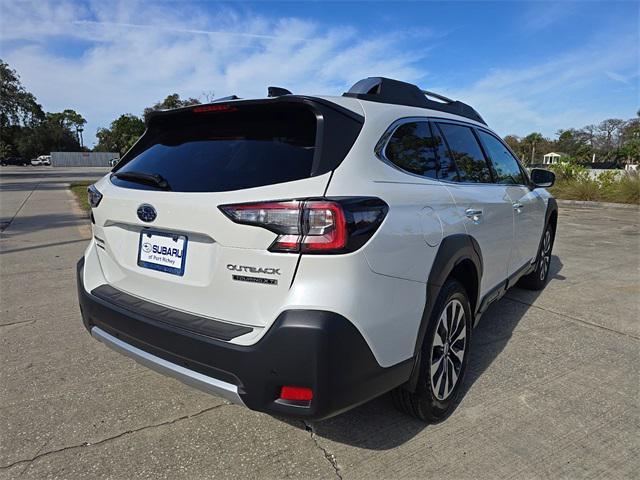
[193,104,237,113]
[219,197,388,254]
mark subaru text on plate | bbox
[77,77,557,421]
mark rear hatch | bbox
[91,98,363,330]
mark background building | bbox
[542,152,567,165]
[51,152,119,167]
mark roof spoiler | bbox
[343,77,486,125]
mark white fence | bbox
[51,152,119,167]
[586,169,629,180]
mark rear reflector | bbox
[219,197,388,254]
[280,386,314,401]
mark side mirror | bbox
[530,168,555,188]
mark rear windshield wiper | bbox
[112,171,171,190]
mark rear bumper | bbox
[77,258,413,420]
[91,326,245,405]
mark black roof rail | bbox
[268,86,292,97]
[213,95,240,102]
[343,77,486,125]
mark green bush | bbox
[603,172,640,204]
[549,170,639,204]
[548,159,587,181]
[568,177,601,201]
[595,170,618,189]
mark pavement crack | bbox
[303,421,342,480]
[0,181,40,233]
[0,319,36,328]
[17,438,50,477]
[0,403,228,471]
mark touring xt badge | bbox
[227,264,281,286]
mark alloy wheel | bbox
[539,229,552,281]
[430,299,467,401]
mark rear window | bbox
[112,104,317,192]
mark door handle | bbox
[512,202,523,212]
[465,208,483,223]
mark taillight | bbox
[301,201,347,252]
[219,197,388,254]
[87,184,103,208]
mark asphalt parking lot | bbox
[1,166,638,479]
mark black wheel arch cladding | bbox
[546,197,558,232]
[405,234,483,392]
[534,198,559,262]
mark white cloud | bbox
[604,71,633,85]
[521,2,575,32]
[0,0,427,146]
[1,0,637,144]
[440,36,639,137]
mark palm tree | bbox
[524,133,544,164]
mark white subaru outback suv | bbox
[77,77,557,422]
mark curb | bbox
[556,199,639,210]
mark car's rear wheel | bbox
[392,279,472,422]
[518,223,554,290]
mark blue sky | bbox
[1,0,638,147]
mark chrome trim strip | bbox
[91,327,245,406]
[374,115,530,187]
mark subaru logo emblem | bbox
[137,204,157,223]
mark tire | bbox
[518,223,555,290]
[392,279,472,422]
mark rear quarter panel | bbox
[307,104,466,366]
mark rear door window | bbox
[112,104,317,192]
[429,122,459,182]
[435,122,492,183]
[477,130,526,185]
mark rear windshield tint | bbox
[112,104,317,192]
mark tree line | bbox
[1,60,202,160]
[1,60,88,160]
[92,93,202,156]
[2,59,638,164]
[504,117,639,166]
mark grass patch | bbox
[603,174,640,204]
[69,181,92,212]
[549,173,640,205]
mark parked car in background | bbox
[1,157,29,166]
[31,155,52,166]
